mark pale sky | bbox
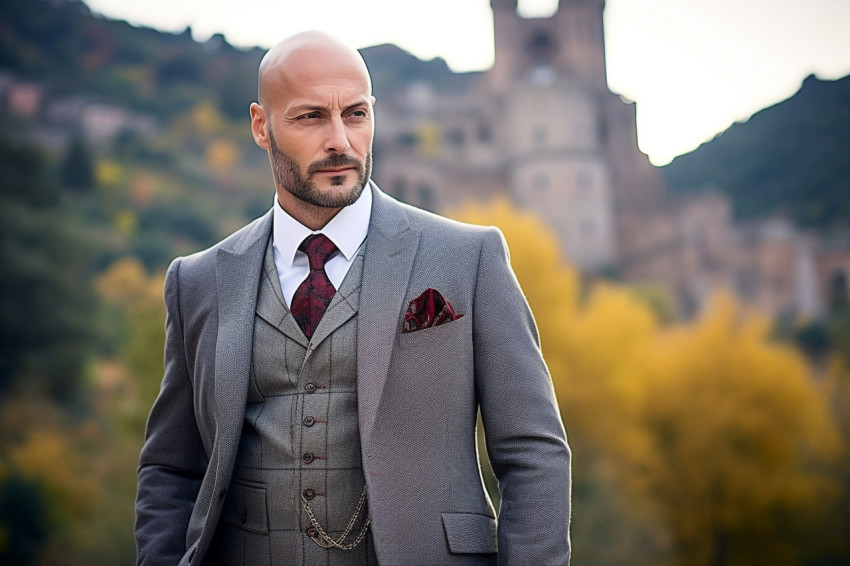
[82,0,850,165]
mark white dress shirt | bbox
[272,187,372,306]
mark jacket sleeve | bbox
[472,227,571,565]
[135,258,207,565]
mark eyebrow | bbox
[288,99,371,115]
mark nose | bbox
[324,115,350,153]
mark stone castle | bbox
[371,0,850,320]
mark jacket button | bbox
[304,382,316,393]
[240,507,248,524]
[303,488,315,500]
[306,526,319,539]
[218,488,227,500]
[302,452,315,464]
[303,416,315,427]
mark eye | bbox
[347,108,369,120]
[297,111,322,120]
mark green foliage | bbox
[0,0,265,120]
[0,139,99,401]
[1,1,848,563]
[662,75,850,231]
[60,133,95,191]
[0,474,50,566]
[0,0,481,126]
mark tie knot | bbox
[299,234,338,271]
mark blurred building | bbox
[372,0,849,320]
[0,70,156,151]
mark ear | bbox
[250,102,269,150]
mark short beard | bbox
[269,130,371,209]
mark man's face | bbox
[254,50,375,222]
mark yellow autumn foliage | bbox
[633,293,841,564]
[95,159,125,187]
[189,100,226,136]
[448,198,845,565]
[206,139,241,171]
[96,258,167,419]
[96,256,163,309]
[0,398,97,534]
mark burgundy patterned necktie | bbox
[290,234,339,338]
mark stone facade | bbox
[371,0,849,320]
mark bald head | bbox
[257,31,372,108]
[249,31,376,230]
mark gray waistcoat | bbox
[211,239,377,566]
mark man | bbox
[135,31,570,566]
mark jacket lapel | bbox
[213,211,272,483]
[357,184,420,443]
[256,238,309,347]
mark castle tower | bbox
[491,0,617,271]
[375,0,665,274]
[489,0,520,92]
[489,0,608,94]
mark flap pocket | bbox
[441,512,498,554]
[221,480,269,535]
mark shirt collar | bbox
[272,184,372,268]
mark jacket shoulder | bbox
[392,198,500,243]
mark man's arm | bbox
[135,258,207,565]
[472,227,571,565]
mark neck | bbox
[276,192,341,230]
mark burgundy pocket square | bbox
[402,288,463,333]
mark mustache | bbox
[307,154,363,175]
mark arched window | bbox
[478,124,492,143]
[526,30,557,64]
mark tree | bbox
[60,133,95,192]
[0,397,98,565]
[0,138,99,401]
[632,294,841,565]
[449,199,845,566]
[0,474,50,566]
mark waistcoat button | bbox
[306,526,319,539]
[303,488,316,500]
[303,416,315,426]
[304,382,317,393]
[302,452,315,464]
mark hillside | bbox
[0,0,474,121]
[0,0,263,120]
[0,0,476,271]
[661,74,850,231]
[3,0,846,238]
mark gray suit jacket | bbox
[135,183,571,565]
